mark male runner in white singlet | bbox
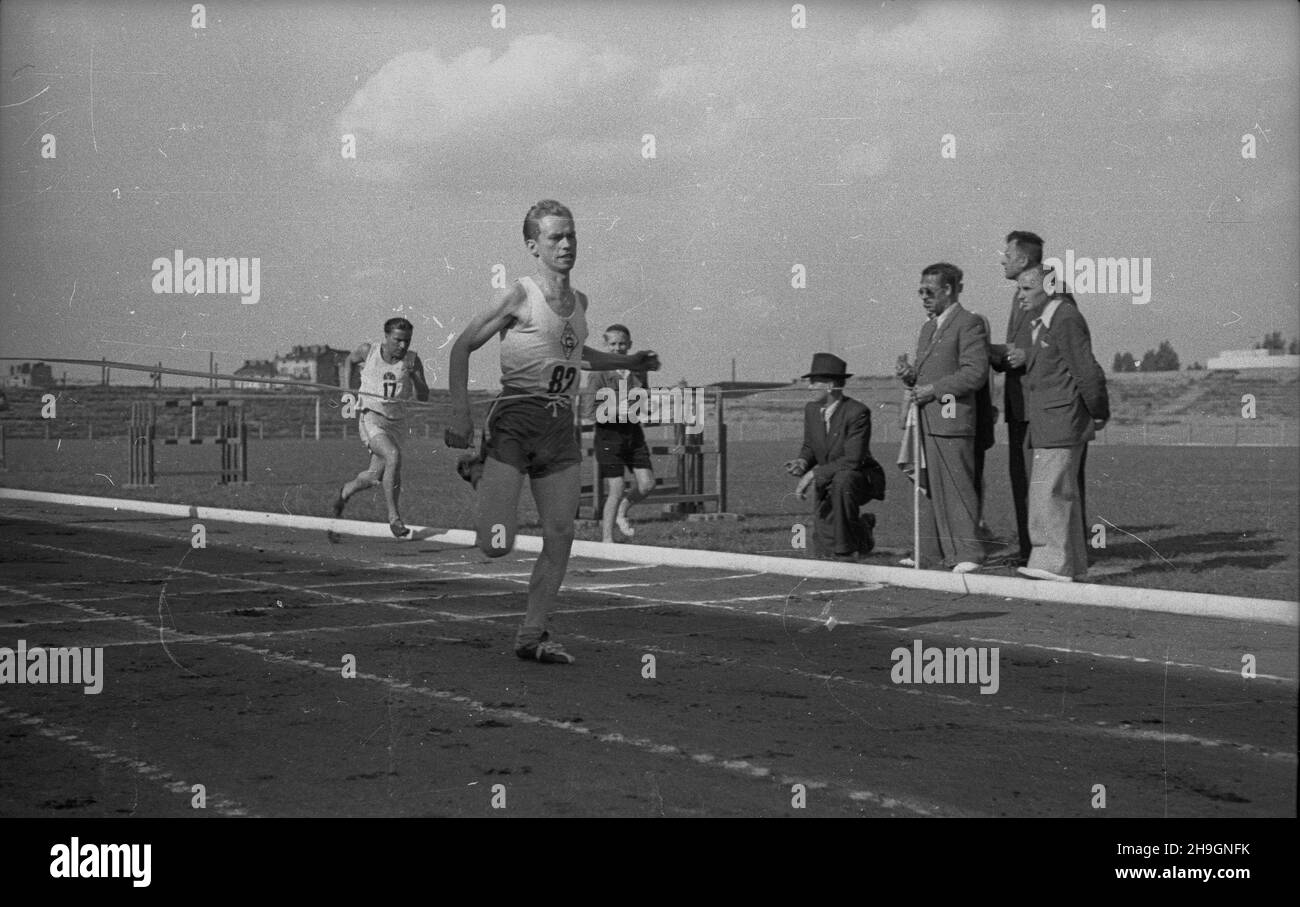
[333,317,430,537]
[446,200,660,664]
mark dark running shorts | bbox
[484,391,581,479]
[594,423,653,479]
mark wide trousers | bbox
[917,432,984,568]
[1027,445,1089,578]
[1012,420,1090,561]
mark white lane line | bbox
[214,638,948,817]
[0,704,256,817]
[23,536,1289,799]
[962,635,1297,685]
[560,630,1297,763]
[596,593,1299,684]
[24,536,1280,683]
[0,580,660,643]
[14,537,1289,685]
[14,533,1290,768]
[289,571,767,592]
[0,583,943,815]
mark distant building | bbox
[233,359,277,390]
[1,362,53,388]
[1206,349,1300,371]
[275,344,350,387]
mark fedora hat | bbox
[801,352,852,380]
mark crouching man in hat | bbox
[783,353,886,561]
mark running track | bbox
[0,499,1294,817]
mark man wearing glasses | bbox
[895,263,991,573]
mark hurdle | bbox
[579,387,729,520]
[128,395,247,486]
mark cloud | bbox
[852,2,1003,68]
[334,34,642,180]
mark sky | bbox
[1,0,1297,390]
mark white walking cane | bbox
[910,401,922,570]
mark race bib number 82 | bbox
[543,360,578,394]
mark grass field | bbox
[3,436,1295,601]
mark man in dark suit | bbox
[783,353,885,561]
[990,230,1089,563]
[1015,265,1109,582]
[989,231,1040,563]
[972,310,997,534]
[895,263,990,572]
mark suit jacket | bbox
[992,290,1081,422]
[1023,303,1110,448]
[972,312,997,451]
[797,395,885,500]
[989,287,1033,423]
[913,303,990,438]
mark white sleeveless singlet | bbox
[498,276,589,399]
[358,342,415,419]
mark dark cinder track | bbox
[0,500,1294,817]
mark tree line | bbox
[1112,332,1298,373]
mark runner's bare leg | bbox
[523,462,581,631]
[476,456,525,557]
[601,474,626,543]
[342,453,384,500]
[366,431,404,523]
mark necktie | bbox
[918,319,936,364]
[1031,318,1043,344]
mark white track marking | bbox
[558,630,1297,763]
[6,534,1291,798]
[212,639,949,816]
[0,705,255,816]
[962,635,1296,684]
[11,535,1288,683]
[0,582,946,815]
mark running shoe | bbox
[390,519,411,539]
[515,631,575,665]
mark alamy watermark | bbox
[1043,250,1151,304]
[591,380,707,435]
[0,640,104,694]
[890,639,999,694]
[50,838,150,887]
[151,248,261,304]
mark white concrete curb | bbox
[2,487,1295,627]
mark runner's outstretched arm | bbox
[446,283,528,448]
[581,347,661,373]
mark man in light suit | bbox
[1015,265,1109,582]
[783,353,885,561]
[895,263,990,572]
